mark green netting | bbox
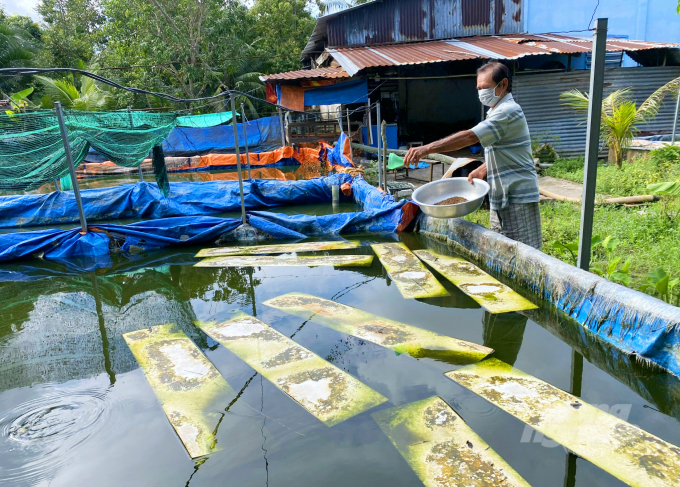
[0,110,177,191]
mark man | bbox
[404,61,542,249]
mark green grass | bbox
[544,149,680,198]
[464,199,680,302]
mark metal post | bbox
[347,110,351,137]
[128,106,143,182]
[381,120,388,190]
[230,94,247,225]
[54,179,60,191]
[55,101,87,233]
[366,102,373,145]
[241,103,252,180]
[671,90,679,145]
[376,102,382,188]
[277,107,286,148]
[577,18,607,271]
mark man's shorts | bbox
[490,202,543,250]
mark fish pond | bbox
[1,233,679,486]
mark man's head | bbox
[476,62,511,107]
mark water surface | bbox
[1,233,679,486]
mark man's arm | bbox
[404,130,479,166]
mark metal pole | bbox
[54,179,60,191]
[381,120,388,190]
[376,102,382,188]
[347,110,351,137]
[128,106,143,182]
[241,103,252,180]
[367,102,373,145]
[671,90,679,145]
[55,101,87,233]
[230,94,247,225]
[577,18,607,271]
[277,107,286,148]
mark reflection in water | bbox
[0,242,680,487]
[482,311,528,366]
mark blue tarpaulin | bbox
[0,176,405,265]
[0,177,351,229]
[163,116,282,155]
[304,79,368,106]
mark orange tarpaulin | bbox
[279,85,305,112]
[186,146,323,171]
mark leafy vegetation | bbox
[544,149,680,198]
[0,0,318,111]
[560,78,679,166]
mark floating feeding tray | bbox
[263,293,492,365]
[373,396,530,487]
[123,324,234,458]
[446,358,680,486]
[415,249,537,313]
[196,314,387,427]
[194,254,373,268]
[371,243,449,299]
[195,240,362,258]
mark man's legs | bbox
[489,202,543,250]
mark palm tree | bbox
[560,77,679,166]
[35,74,116,111]
[211,39,267,118]
[0,18,38,95]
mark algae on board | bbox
[195,240,362,258]
[123,324,234,458]
[196,314,387,427]
[414,249,537,313]
[263,292,492,365]
[446,358,680,487]
[194,254,373,268]
[371,243,449,299]
[373,396,531,487]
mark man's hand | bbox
[467,163,487,184]
[404,146,429,167]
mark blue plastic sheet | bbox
[417,215,680,379]
[163,116,282,155]
[327,132,354,167]
[0,175,352,229]
[0,176,405,266]
[303,79,368,106]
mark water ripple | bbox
[0,382,124,486]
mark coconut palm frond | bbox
[35,75,80,106]
[559,89,590,113]
[638,76,680,122]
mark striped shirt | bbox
[470,93,540,210]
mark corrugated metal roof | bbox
[514,66,680,157]
[260,67,350,82]
[328,34,679,76]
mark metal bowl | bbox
[412,177,490,219]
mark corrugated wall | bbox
[513,67,680,157]
[327,0,522,47]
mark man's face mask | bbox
[478,81,502,107]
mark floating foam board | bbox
[196,314,387,427]
[371,243,449,299]
[446,358,680,487]
[414,249,537,313]
[194,254,373,268]
[263,293,492,365]
[373,396,531,487]
[195,240,362,258]
[123,324,234,458]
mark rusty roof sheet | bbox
[260,67,349,82]
[327,34,679,76]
